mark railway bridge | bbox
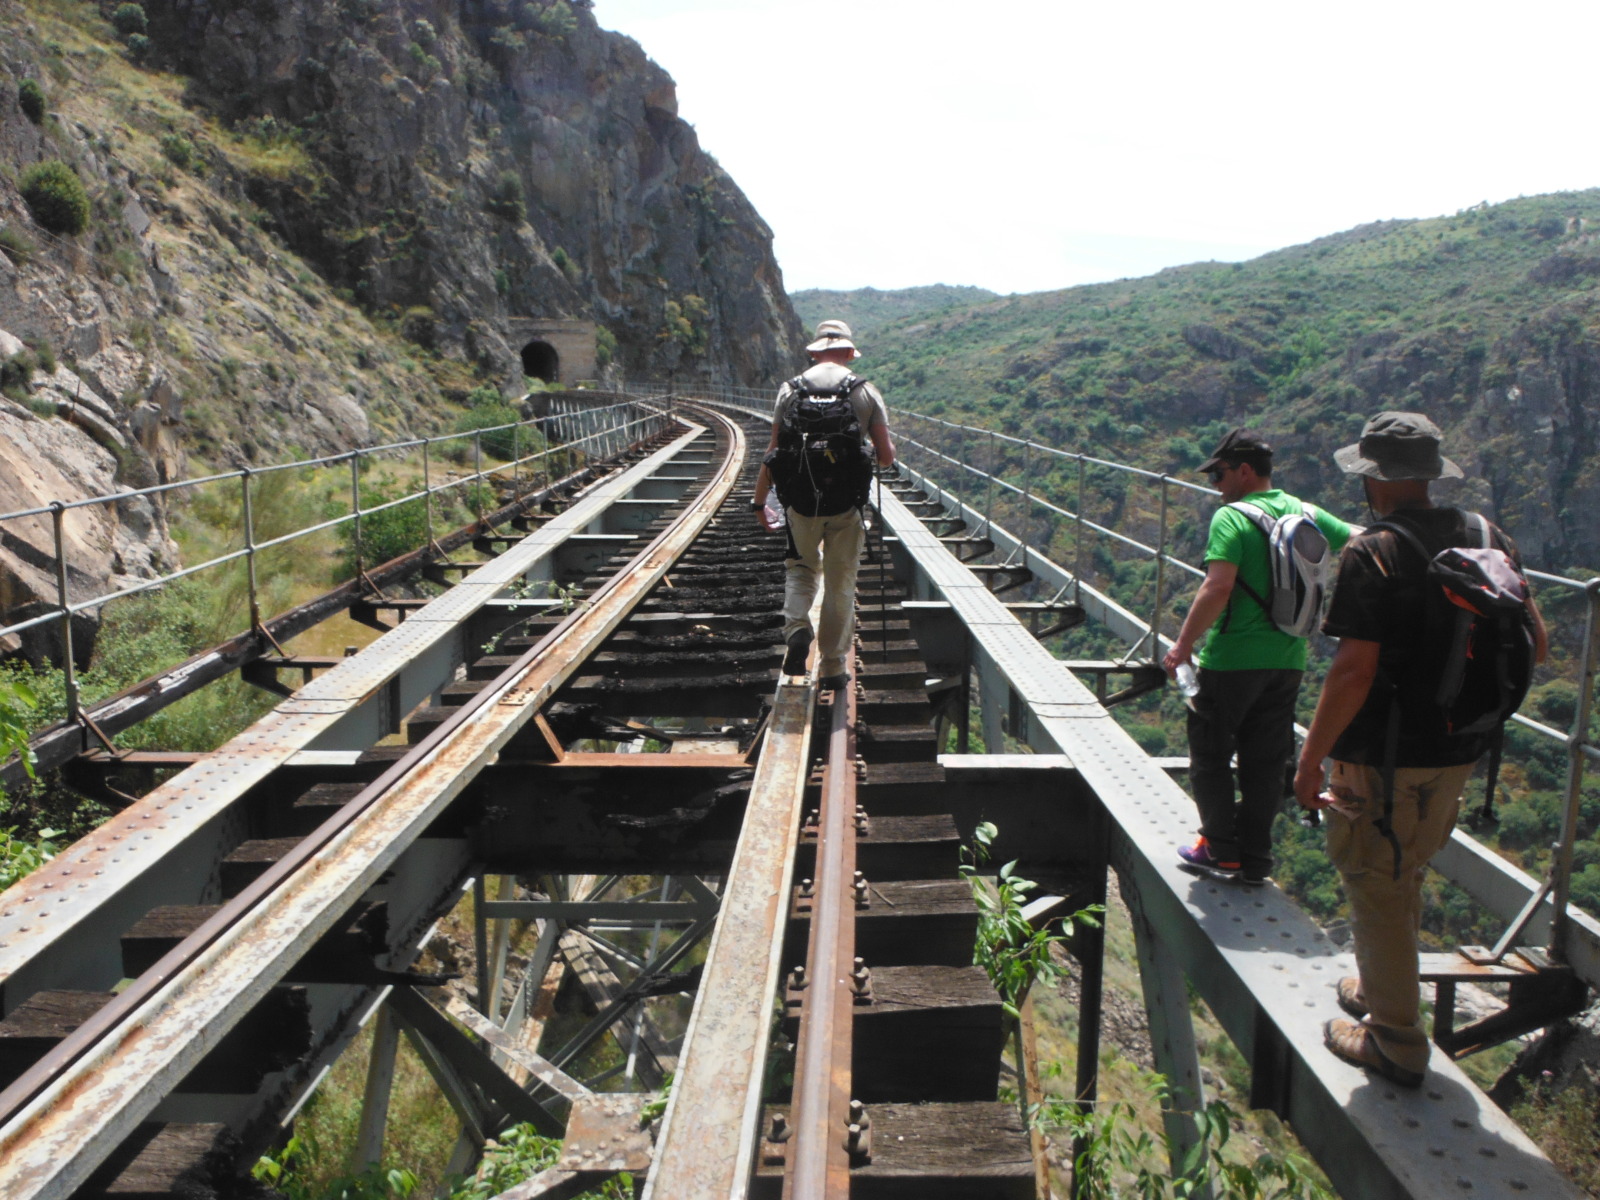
[0,390,1595,1198]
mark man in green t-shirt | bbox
[1161,428,1353,883]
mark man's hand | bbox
[1161,642,1193,679]
[1293,756,1331,811]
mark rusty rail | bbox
[0,412,745,1199]
[784,667,860,1199]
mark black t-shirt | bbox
[1322,506,1521,767]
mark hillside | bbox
[790,283,999,340]
[858,192,1600,573]
[0,0,802,644]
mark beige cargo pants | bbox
[1325,759,1476,1075]
[782,507,865,679]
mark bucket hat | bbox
[805,319,860,358]
[1334,411,1463,481]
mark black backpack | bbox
[763,374,875,517]
[1368,511,1535,875]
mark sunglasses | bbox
[1204,463,1234,483]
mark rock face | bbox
[0,0,804,664]
[144,0,805,388]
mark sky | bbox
[591,0,1600,297]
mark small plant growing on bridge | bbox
[1034,1072,1331,1199]
[20,160,91,236]
[961,821,1101,1016]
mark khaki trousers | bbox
[782,508,865,678]
[1325,759,1475,1073]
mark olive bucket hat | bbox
[1334,411,1463,481]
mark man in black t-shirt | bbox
[1292,412,1547,1088]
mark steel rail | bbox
[0,455,614,792]
[0,412,746,1199]
[0,427,706,1003]
[784,668,859,1200]
[641,669,818,1199]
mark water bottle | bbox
[761,493,787,531]
[1175,660,1200,699]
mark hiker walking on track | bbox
[1163,428,1354,884]
[1293,411,1547,1088]
[752,319,896,691]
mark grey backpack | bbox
[1226,500,1332,638]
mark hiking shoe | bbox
[1336,976,1369,1020]
[1240,865,1270,887]
[782,628,813,676]
[1323,1017,1424,1088]
[817,672,850,693]
[1177,837,1240,879]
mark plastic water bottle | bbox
[1175,660,1200,699]
[761,494,787,531]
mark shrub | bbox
[399,306,436,349]
[486,170,525,221]
[0,227,35,264]
[160,133,195,170]
[595,326,616,369]
[535,0,577,38]
[18,79,44,123]
[20,160,91,236]
[112,3,147,35]
[452,402,525,461]
[465,385,505,408]
[342,484,428,573]
[125,33,151,61]
[1,349,38,397]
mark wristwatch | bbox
[750,498,764,511]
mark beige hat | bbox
[806,318,860,358]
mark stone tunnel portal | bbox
[521,340,559,383]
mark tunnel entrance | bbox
[521,340,559,383]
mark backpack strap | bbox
[1222,500,1279,626]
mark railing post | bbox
[512,422,520,492]
[1147,476,1171,661]
[241,468,261,634]
[473,431,484,520]
[1018,440,1036,568]
[1073,455,1086,605]
[1552,577,1600,956]
[422,439,435,548]
[984,431,997,537]
[350,455,363,576]
[50,502,80,723]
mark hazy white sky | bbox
[592,0,1600,296]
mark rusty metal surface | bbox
[0,415,745,1200]
[557,1093,653,1172]
[0,424,714,1014]
[785,670,859,1200]
[642,675,817,1200]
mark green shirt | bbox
[1195,489,1353,672]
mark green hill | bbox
[857,192,1600,573]
[790,284,1000,340]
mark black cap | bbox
[1198,428,1273,474]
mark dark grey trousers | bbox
[1185,667,1303,874]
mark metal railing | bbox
[677,384,1600,964]
[888,404,1600,959]
[1,396,673,723]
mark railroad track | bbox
[0,404,1034,1199]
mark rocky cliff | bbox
[0,0,803,654]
